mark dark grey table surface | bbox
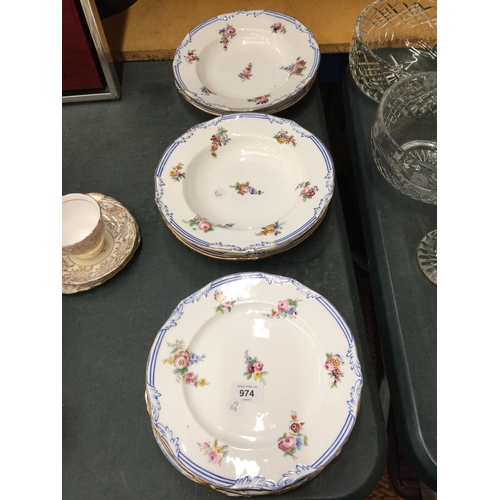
[343,69,437,491]
[62,60,387,500]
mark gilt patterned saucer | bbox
[62,193,140,294]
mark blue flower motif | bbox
[296,437,303,450]
[190,353,206,364]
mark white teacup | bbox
[62,193,105,259]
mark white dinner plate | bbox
[175,77,315,117]
[154,113,334,257]
[145,272,363,495]
[147,414,318,496]
[165,206,327,261]
[173,10,320,113]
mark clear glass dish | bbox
[349,0,437,103]
[371,71,437,204]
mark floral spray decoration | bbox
[277,411,308,459]
[265,298,300,318]
[198,439,229,465]
[243,350,268,384]
[162,339,208,387]
[213,288,237,313]
[325,353,344,388]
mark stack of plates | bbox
[173,10,320,116]
[154,113,334,260]
[145,272,363,496]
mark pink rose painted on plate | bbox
[230,181,264,196]
[278,300,290,312]
[271,22,287,34]
[219,24,236,50]
[244,350,268,384]
[325,353,344,388]
[281,57,307,76]
[183,215,235,232]
[198,439,229,465]
[296,181,318,201]
[198,220,212,231]
[265,298,300,318]
[278,436,295,452]
[162,339,208,387]
[184,50,200,63]
[183,216,214,232]
[238,63,253,81]
[247,94,270,105]
[173,354,189,369]
[214,288,238,313]
[277,412,308,459]
[169,163,185,181]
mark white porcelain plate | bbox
[154,114,334,256]
[173,10,320,112]
[175,77,315,117]
[146,272,363,495]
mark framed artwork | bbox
[62,0,121,102]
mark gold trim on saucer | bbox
[62,193,140,294]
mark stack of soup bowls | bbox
[172,10,320,116]
[154,112,334,260]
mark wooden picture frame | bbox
[62,0,121,103]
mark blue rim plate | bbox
[154,113,334,256]
[145,272,363,495]
[173,10,320,113]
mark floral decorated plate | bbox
[62,193,140,293]
[166,206,327,261]
[175,77,315,117]
[173,10,320,113]
[154,114,334,257]
[145,272,363,495]
[147,413,319,497]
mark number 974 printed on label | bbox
[230,382,263,403]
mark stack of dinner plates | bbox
[154,113,334,260]
[145,272,363,496]
[173,10,320,116]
